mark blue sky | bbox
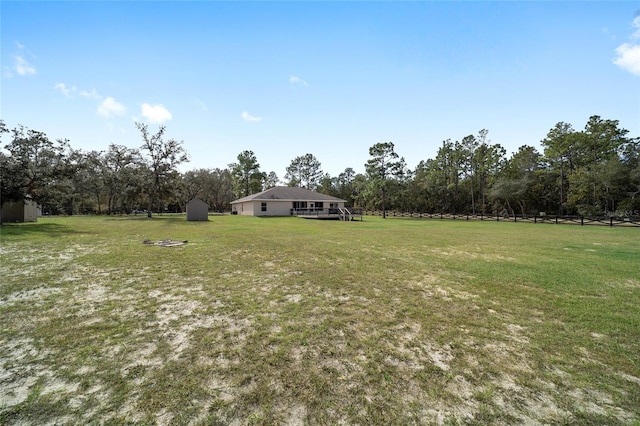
[2,1,639,178]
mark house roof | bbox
[231,186,346,204]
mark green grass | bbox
[1,215,639,425]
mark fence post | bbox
[581,216,584,226]
[610,217,613,227]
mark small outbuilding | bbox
[186,198,209,221]
[231,186,346,217]
[1,199,38,223]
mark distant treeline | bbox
[1,115,638,218]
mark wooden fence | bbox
[362,211,640,228]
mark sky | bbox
[2,1,639,178]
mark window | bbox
[293,201,307,210]
[261,202,267,212]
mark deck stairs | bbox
[338,207,363,221]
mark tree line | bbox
[1,115,638,218]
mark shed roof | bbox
[231,186,346,204]
[187,198,208,207]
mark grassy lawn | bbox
[1,215,639,425]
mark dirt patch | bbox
[426,247,517,262]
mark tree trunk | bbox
[382,187,386,218]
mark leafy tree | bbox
[136,122,189,218]
[333,167,358,205]
[409,161,434,213]
[181,168,211,204]
[365,142,405,218]
[102,144,139,214]
[581,115,629,168]
[179,168,234,212]
[620,137,640,214]
[80,150,107,214]
[541,122,579,215]
[491,145,544,215]
[472,132,505,214]
[572,116,631,214]
[263,171,280,190]
[0,124,73,212]
[351,173,369,209]
[459,134,478,213]
[542,116,634,216]
[228,150,265,197]
[419,140,465,213]
[120,163,149,213]
[427,144,453,212]
[57,148,91,215]
[207,168,234,212]
[284,153,323,190]
[454,130,505,214]
[316,173,335,196]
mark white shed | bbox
[186,198,209,221]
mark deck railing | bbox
[362,211,640,227]
[291,208,364,221]
[291,208,341,217]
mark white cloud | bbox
[289,75,308,86]
[54,82,102,99]
[4,43,36,78]
[80,89,101,99]
[54,82,71,96]
[614,44,640,75]
[53,82,126,118]
[54,82,78,97]
[15,55,36,76]
[141,103,172,123]
[98,97,126,118]
[633,15,640,38]
[241,111,262,122]
[614,16,640,76]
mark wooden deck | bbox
[293,208,363,221]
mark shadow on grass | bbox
[103,214,188,222]
[0,222,85,237]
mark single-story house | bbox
[186,198,209,221]
[231,186,346,217]
[1,199,38,223]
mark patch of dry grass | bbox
[1,215,639,424]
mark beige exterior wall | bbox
[254,201,293,217]
[234,201,255,216]
[233,200,346,217]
